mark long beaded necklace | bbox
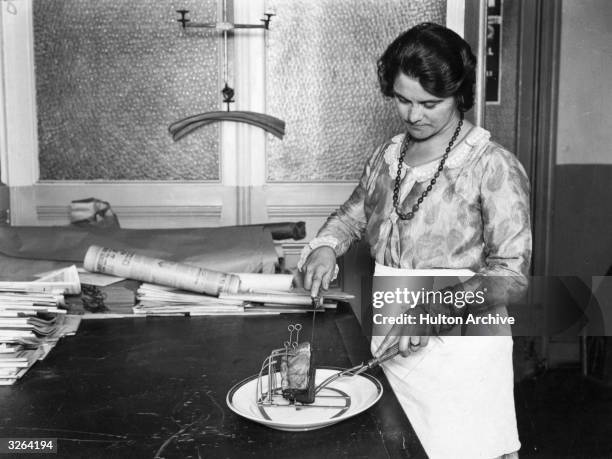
[392,113,464,220]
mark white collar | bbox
[383,126,491,182]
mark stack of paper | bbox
[219,288,353,312]
[0,267,82,385]
[134,283,351,316]
[5,264,82,295]
[0,345,47,382]
[134,283,247,316]
[132,273,355,317]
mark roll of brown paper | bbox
[83,245,240,296]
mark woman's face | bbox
[392,73,460,141]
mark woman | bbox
[299,23,531,458]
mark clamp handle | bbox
[367,342,400,369]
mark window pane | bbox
[266,0,446,182]
[34,0,221,180]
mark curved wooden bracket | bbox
[169,111,285,141]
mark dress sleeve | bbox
[460,146,533,307]
[480,147,532,276]
[314,176,368,257]
[297,143,385,270]
[428,147,532,327]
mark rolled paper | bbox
[83,245,240,296]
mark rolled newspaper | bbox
[83,245,240,296]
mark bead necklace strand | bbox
[392,113,464,220]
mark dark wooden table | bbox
[0,305,425,459]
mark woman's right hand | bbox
[302,246,337,298]
[374,304,433,358]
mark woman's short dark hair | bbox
[377,22,476,112]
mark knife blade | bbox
[310,295,324,346]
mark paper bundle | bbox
[134,283,246,316]
[133,274,352,316]
[133,272,291,316]
[0,264,81,296]
[0,266,82,385]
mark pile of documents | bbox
[133,274,350,316]
[134,283,246,316]
[133,273,297,316]
[79,248,352,317]
[0,266,82,385]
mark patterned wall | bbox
[34,0,221,180]
[265,0,446,182]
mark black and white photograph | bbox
[0,0,610,457]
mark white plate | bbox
[226,367,383,431]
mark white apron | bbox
[371,264,521,459]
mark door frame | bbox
[515,0,562,278]
[514,0,562,366]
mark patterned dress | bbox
[301,126,531,458]
[306,126,531,280]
